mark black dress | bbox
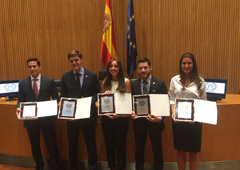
[172,121,202,152]
[169,75,207,152]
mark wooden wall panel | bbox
[0,0,240,93]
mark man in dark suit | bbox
[131,57,168,170]
[16,58,61,170]
[60,50,101,170]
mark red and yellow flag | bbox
[100,0,117,67]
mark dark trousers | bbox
[134,118,163,170]
[67,119,98,170]
[25,118,60,170]
[102,116,128,170]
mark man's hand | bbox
[131,111,138,120]
[146,114,161,123]
[105,113,119,119]
[16,108,20,118]
[171,104,179,123]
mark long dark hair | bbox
[103,59,125,93]
[179,53,202,93]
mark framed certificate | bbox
[134,95,151,116]
[98,93,115,114]
[20,103,37,119]
[59,99,77,118]
[175,99,194,121]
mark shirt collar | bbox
[177,75,195,87]
[141,74,152,84]
[31,74,41,81]
[73,67,84,75]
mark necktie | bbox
[75,73,82,91]
[142,80,148,94]
[33,78,39,98]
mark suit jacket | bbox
[131,76,168,130]
[60,68,101,119]
[17,75,59,128]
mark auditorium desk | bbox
[0,94,240,167]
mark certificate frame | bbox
[20,103,37,119]
[175,99,194,121]
[134,95,151,116]
[59,99,77,118]
[98,93,115,115]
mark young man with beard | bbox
[131,57,168,170]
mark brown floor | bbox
[0,164,34,170]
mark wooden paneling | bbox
[0,165,33,170]
[0,0,240,93]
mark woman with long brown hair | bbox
[101,58,131,170]
[169,53,207,170]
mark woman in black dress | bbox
[169,53,207,170]
[101,59,131,170]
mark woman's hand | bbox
[105,90,112,93]
[16,108,20,118]
[105,113,119,119]
[171,104,180,123]
[171,104,175,120]
[131,111,138,119]
[171,112,175,120]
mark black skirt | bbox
[172,120,202,152]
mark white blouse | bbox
[110,78,128,93]
[169,75,207,105]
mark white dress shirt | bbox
[31,74,41,94]
[169,75,207,105]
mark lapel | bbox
[38,76,45,100]
[149,76,157,94]
[27,76,37,100]
[81,68,88,91]
[136,79,142,94]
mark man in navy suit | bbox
[16,58,61,170]
[60,50,101,170]
[131,58,168,170]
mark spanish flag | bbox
[100,0,117,68]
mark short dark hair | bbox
[68,50,83,60]
[137,57,151,67]
[27,58,40,66]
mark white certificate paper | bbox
[75,97,92,119]
[133,94,170,117]
[22,105,36,117]
[37,100,58,117]
[115,93,132,114]
[194,99,218,125]
[149,94,170,116]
